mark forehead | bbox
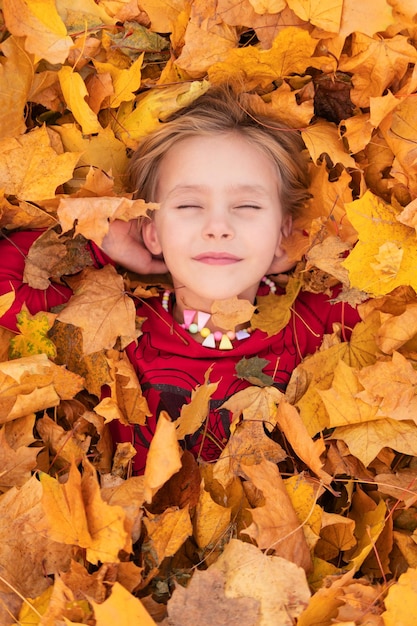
[156,132,280,186]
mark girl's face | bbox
[142,132,290,314]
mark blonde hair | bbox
[128,86,310,217]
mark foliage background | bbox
[1,0,417,624]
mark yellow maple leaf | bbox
[333,418,417,467]
[2,0,72,64]
[0,36,34,139]
[58,66,102,135]
[56,265,138,354]
[249,0,286,14]
[115,80,210,148]
[339,0,394,39]
[342,190,417,296]
[0,126,80,202]
[144,506,192,565]
[52,125,129,194]
[251,273,301,337]
[94,53,144,109]
[319,360,380,427]
[286,0,343,32]
[91,581,157,625]
[339,33,417,107]
[209,27,330,91]
[382,567,417,626]
[10,309,57,359]
[301,119,356,169]
[39,459,128,564]
[194,485,232,549]
[347,498,386,572]
[175,367,219,440]
[143,411,183,503]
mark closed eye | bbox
[236,204,262,210]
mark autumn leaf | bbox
[10,309,57,359]
[211,296,256,330]
[342,190,417,296]
[91,582,157,625]
[212,539,311,626]
[0,126,80,202]
[251,273,302,337]
[2,0,73,64]
[143,411,183,503]
[241,459,312,570]
[143,506,192,565]
[175,366,219,440]
[0,288,15,317]
[38,459,128,564]
[56,265,138,354]
[193,483,231,550]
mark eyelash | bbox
[176,205,261,210]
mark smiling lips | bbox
[193,252,242,265]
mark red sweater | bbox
[0,231,360,474]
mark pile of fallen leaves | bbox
[1,0,417,624]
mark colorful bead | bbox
[161,277,275,349]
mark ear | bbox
[267,215,294,274]
[142,218,163,255]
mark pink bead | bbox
[213,331,223,341]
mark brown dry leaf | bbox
[241,459,312,571]
[0,427,39,490]
[315,511,356,561]
[212,418,287,488]
[375,468,417,508]
[175,366,219,440]
[211,296,256,330]
[221,384,283,424]
[212,538,311,626]
[36,413,88,465]
[167,567,260,626]
[95,351,151,426]
[0,354,61,422]
[143,411,183,503]
[57,196,157,247]
[57,265,138,354]
[143,505,192,565]
[0,475,73,620]
[306,236,351,284]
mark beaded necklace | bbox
[161,276,277,350]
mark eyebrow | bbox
[166,184,271,196]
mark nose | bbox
[202,207,234,240]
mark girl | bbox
[0,87,360,474]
